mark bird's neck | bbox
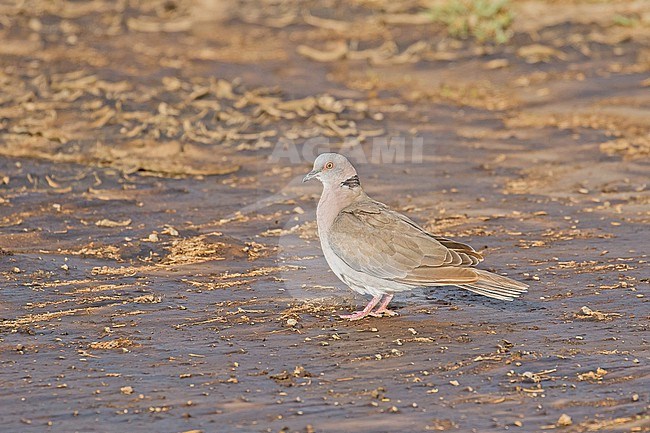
[317,183,364,231]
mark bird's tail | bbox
[458,269,529,301]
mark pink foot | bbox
[370,308,398,317]
[340,310,374,320]
[339,295,381,321]
[369,294,397,318]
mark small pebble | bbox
[557,414,572,426]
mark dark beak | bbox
[302,169,319,183]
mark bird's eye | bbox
[324,162,334,170]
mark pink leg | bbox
[370,294,398,317]
[340,295,382,321]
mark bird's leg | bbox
[340,295,382,320]
[370,294,398,317]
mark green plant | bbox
[427,0,514,44]
[612,14,639,27]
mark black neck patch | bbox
[341,175,360,188]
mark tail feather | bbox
[464,282,523,298]
[458,269,528,301]
[461,285,515,301]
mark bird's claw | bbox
[370,309,398,318]
[340,309,398,320]
[339,311,372,321]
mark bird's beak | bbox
[302,169,319,183]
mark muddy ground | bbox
[0,1,649,432]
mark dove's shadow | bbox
[400,285,547,314]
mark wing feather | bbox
[327,199,481,285]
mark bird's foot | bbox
[339,310,373,321]
[369,294,396,317]
[370,308,398,318]
[339,295,382,321]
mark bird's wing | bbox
[431,235,483,266]
[387,208,483,266]
[327,200,481,285]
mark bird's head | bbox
[303,153,360,189]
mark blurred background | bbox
[1,0,648,174]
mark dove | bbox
[303,153,528,320]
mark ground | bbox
[0,0,649,432]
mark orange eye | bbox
[324,162,334,170]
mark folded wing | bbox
[327,200,482,285]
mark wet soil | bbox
[1,1,649,432]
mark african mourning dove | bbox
[303,153,528,320]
